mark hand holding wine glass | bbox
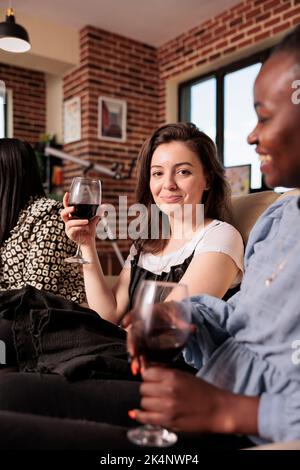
[127,280,192,447]
[62,177,101,264]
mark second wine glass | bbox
[65,177,101,265]
[127,280,191,448]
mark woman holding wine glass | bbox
[64,177,102,264]
[126,279,193,447]
[62,123,244,325]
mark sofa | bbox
[105,189,300,283]
[231,188,300,244]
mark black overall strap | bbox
[128,251,195,310]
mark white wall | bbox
[46,74,63,143]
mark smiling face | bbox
[149,141,208,214]
[247,53,300,189]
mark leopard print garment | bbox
[0,197,86,304]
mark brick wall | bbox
[0,62,45,145]
[158,0,300,121]
[63,26,160,273]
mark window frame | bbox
[0,94,6,138]
[178,49,270,167]
[0,88,13,138]
[4,98,7,136]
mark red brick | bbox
[0,63,45,146]
[230,33,245,43]
[230,17,243,28]
[246,7,262,20]
[263,0,281,11]
[214,40,229,50]
[283,6,300,20]
[254,31,271,42]
[215,11,232,22]
[201,47,214,56]
[209,53,221,61]
[223,45,237,55]
[214,25,227,36]
[273,22,292,33]
[246,25,262,35]
[256,12,271,22]
[238,38,253,49]
[233,3,252,15]
[273,3,292,15]
[265,17,281,28]
[195,58,208,67]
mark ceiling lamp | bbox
[0,7,31,53]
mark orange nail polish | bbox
[128,410,137,420]
[131,359,139,376]
[140,357,146,375]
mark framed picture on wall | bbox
[225,164,251,196]
[63,96,81,144]
[98,96,127,142]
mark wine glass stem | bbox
[75,231,82,258]
[144,424,162,432]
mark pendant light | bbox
[0,6,31,53]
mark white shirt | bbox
[124,220,244,287]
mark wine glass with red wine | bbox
[127,280,191,447]
[65,177,101,264]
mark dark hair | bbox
[135,122,231,254]
[0,138,45,245]
[272,24,300,60]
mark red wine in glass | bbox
[65,177,101,264]
[71,203,99,221]
[134,325,188,367]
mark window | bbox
[190,77,216,142]
[224,63,262,189]
[0,80,8,138]
[179,51,270,191]
[0,97,5,138]
[0,87,6,138]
